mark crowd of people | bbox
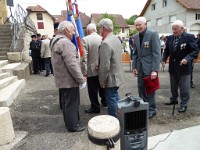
[29,16,200,132]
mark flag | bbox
[66,0,84,58]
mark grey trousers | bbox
[170,73,190,107]
[137,71,156,115]
[60,87,80,130]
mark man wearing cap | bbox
[30,35,40,74]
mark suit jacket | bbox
[30,40,40,58]
[81,32,102,77]
[51,34,85,88]
[99,33,124,88]
[132,28,161,76]
[162,32,199,75]
[41,39,51,58]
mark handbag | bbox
[143,73,160,94]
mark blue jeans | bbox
[105,87,120,118]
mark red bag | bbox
[143,74,160,94]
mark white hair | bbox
[135,17,147,24]
[171,20,184,28]
[98,18,113,31]
[87,23,97,32]
[58,21,74,33]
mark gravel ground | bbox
[5,63,200,150]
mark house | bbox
[53,10,90,29]
[140,0,200,35]
[26,5,55,37]
[91,13,129,40]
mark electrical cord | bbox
[149,130,173,150]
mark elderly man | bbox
[98,18,124,118]
[132,17,161,119]
[81,23,106,114]
[51,21,86,132]
[162,20,199,113]
[41,35,53,77]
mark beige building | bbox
[0,0,8,24]
[26,5,55,37]
[140,0,200,35]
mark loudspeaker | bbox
[7,0,14,7]
[117,96,149,150]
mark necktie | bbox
[173,37,179,51]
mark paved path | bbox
[1,63,200,150]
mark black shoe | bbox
[165,100,178,105]
[178,106,187,113]
[191,84,195,88]
[85,108,100,114]
[44,74,49,77]
[68,124,85,132]
[149,112,156,119]
[101,103,107,107]
[34,72,39,74]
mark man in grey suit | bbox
[81,23,106,114]
[132,17,161,119]
[98,18,124,118]
[51,21,86,132]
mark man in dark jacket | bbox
[162,20,199,113]
[30,35,40,74]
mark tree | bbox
[98,13,121,35]
[125,15,138,25]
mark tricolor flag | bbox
[66,0,84,58]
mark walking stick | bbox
[172,102,176,115]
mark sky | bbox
[13,0,147,19]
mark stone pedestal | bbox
[88,115,120,150]
[0,107,15,145]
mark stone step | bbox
[0,76,18,90]
[0,63,21,74]
[0,41,12,45]
[0,56,8,60]
[0,73,10,80]
[0,60,8,68]
[0,25,11,30]
[0,79,26,107]
[0,47,9,51]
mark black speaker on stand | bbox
[117,94,149,150]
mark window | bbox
[37,13,43,20]
[196,13,200,20]
[157,18,162,26]
[147,20,151,27]
[152,3,156,11]
[122,28,125,33]
[163,0,167,7]
[169,15,176,23]
[37,22,44,29]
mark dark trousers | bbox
[39,57,45,70]
[44,57,53,75]
[32,57,40,74]
[138,69,156,115]
[87,76,106,111]
[60,87,80,130]
[170,73,190,107]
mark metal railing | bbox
[7,4,37,51]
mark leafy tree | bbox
[125,15,138,25]
[97,13,121,35]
